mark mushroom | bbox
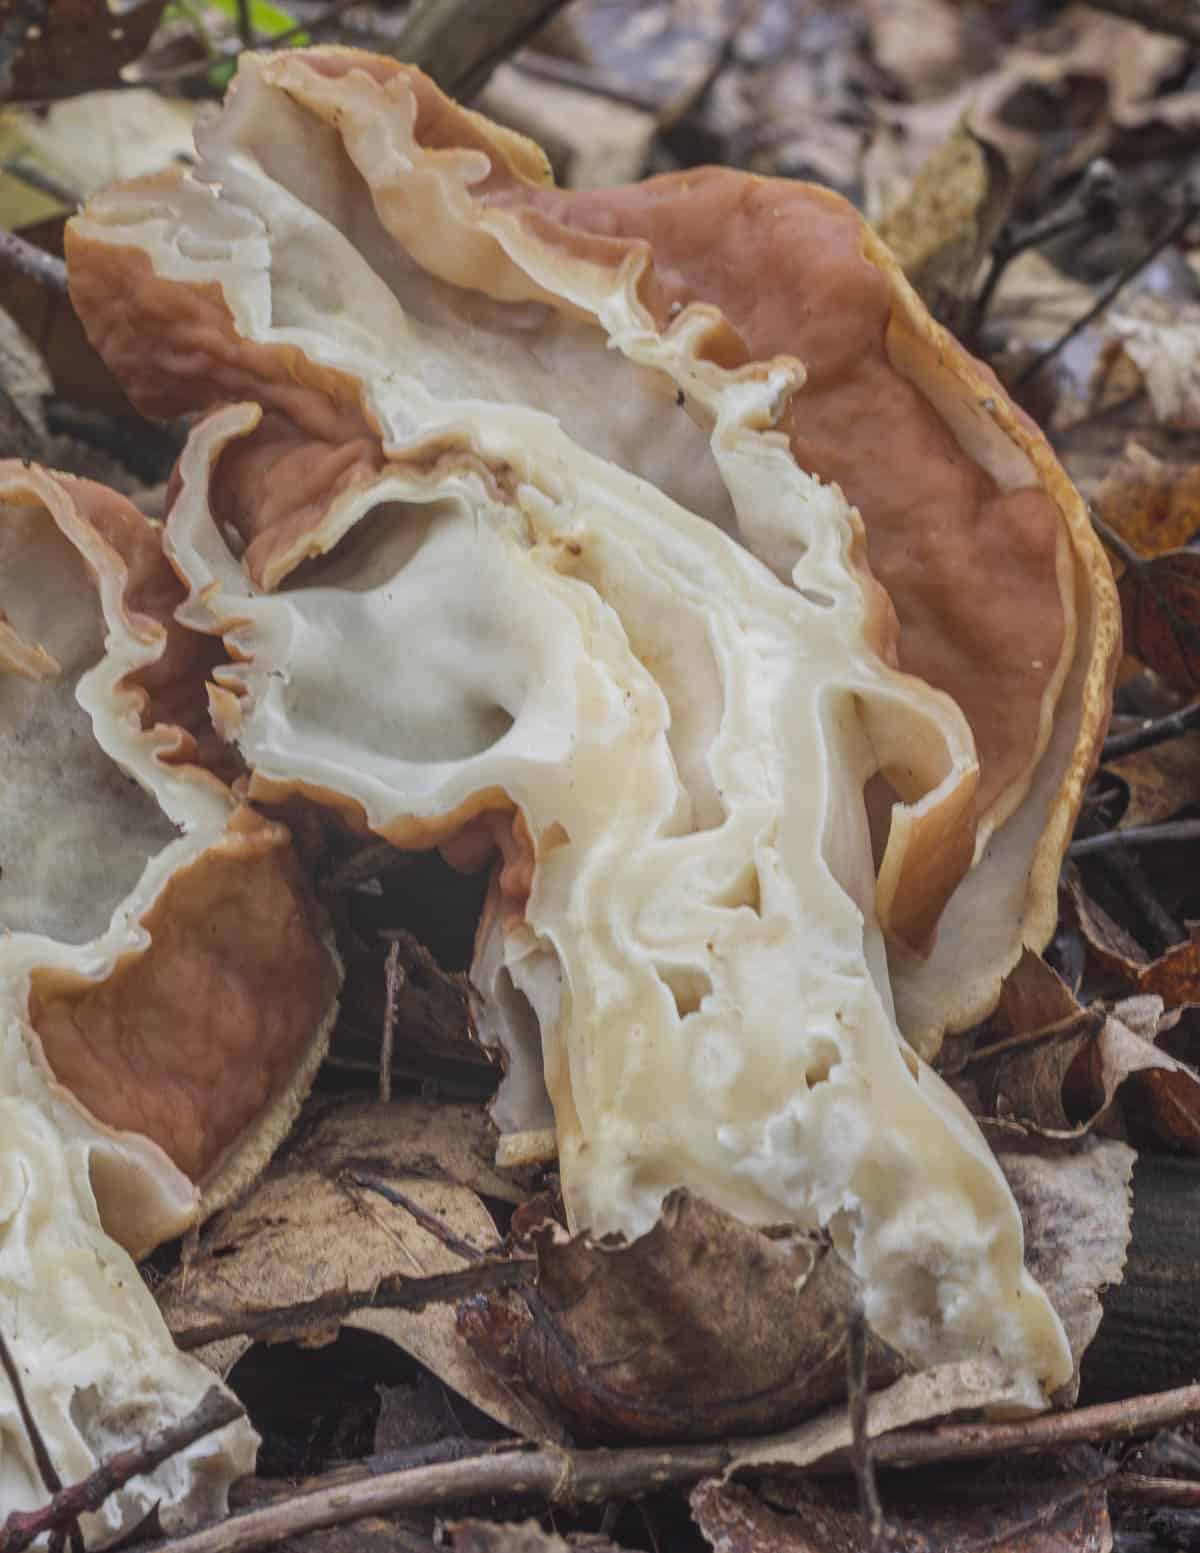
[63,49,1120,1409]
[0,463,338,1537]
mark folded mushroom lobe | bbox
[0,462,340,1253]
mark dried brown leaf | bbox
[0,0,168,102]
[993,1135,1134,1403]
[1115,546,1200,694]
[1110,298,1200,432]
[459,1191,905,1443]
[1092,443,1200,560]
[692,1466,1112,1552]
[1106,731,1200,829]
[1063,868,1149,984]
[875,116,1011,326]
[157,1097,558,1443]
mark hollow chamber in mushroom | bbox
[0,464,339,1537]
[64,48,1121,1416]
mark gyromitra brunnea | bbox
[57,46,1119,1446]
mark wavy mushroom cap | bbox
[0,463,339,1537]
[59,44,1102,1407]
[66,47,1118,1055]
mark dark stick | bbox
[173,1258,531,1350]
[1068,818,1200,858]
[1104,701,1200,760]
[1015,202,1199,388]
[391,0,576,100]
[380,937,402,1103]
[346,1172,487,1263]
[0,1334,78,1553]
[847,1304,887,1550]
[0,230,66,293]
[0,1390,243,1553]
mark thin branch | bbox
[380,937,402,1102]
[135,1441,732,1553]
[2,157,81,207]
[390,0,575,100]
[839,1382,1200,1470]
[0,1390,243,1553]
[0,1333,79,1553]
[346,1172,487,1263]
[0,229,67,293]
[1068,818,1200,858]
[235,0,254,49]
[173,1258,532,1351]
[1015,202,1199,388]
[847,1304,887,1551]
[1104,701,1200,760]
[964,1004,1106,1068]
[1109,1475,1200,1506]
[321,839,413,893]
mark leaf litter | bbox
[9,2,1200,1552]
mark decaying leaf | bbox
[993,1135,1134,1403]
[1063,867,1150,984]
[692,1463,1113,1553]
[1114,545,1200,694]
[157,1097,558,1443]
[1110,298,1200,432]
[1106,729,1200,831]
[459,1191,906,1442]
[0,0,169,101]
[726,1358,1045,1474]
[875,116,1012,326]
[1092,443,1200,560]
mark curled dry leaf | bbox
[1092,443,1200,560]
[1105,729,1200,830]
[692,1463,1113,1553]
[459,1191,906,1443]
[1110,298,1200,432]
[65,47,1120,1411]
[0,0,168,102]
[156,1098,559,1444]
[874,117,1012,329]
[1113,545,1200,694]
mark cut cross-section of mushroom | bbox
[60,48,1121,1411]
[0,463,339,1540]
[65,47,1119,1055]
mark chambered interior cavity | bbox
[0,506,176,943]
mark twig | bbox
[1068,818,1200,857]
[173,1258,531,1350]
[1095,849,1185,955]
[512,51,663,114]
[1081,0,1200,44]
[1015,201,1199,388]
[380,937,402,1102]
[0,1390,243,1553]
[0,229,66,293]
[346,1172,486,1263]
[970,160,1118,340]
[3,157,81,207]
[235,0,254,49]
[1104,701,1200,760]
[1109,1475,1200,1506]
[847,1304,887,1552]
[835,1382,1200,1470]
[390,0,575,100]
[134,1441,732,1553]
[0,1334,81,1553]
[964,1003,1106,1067]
